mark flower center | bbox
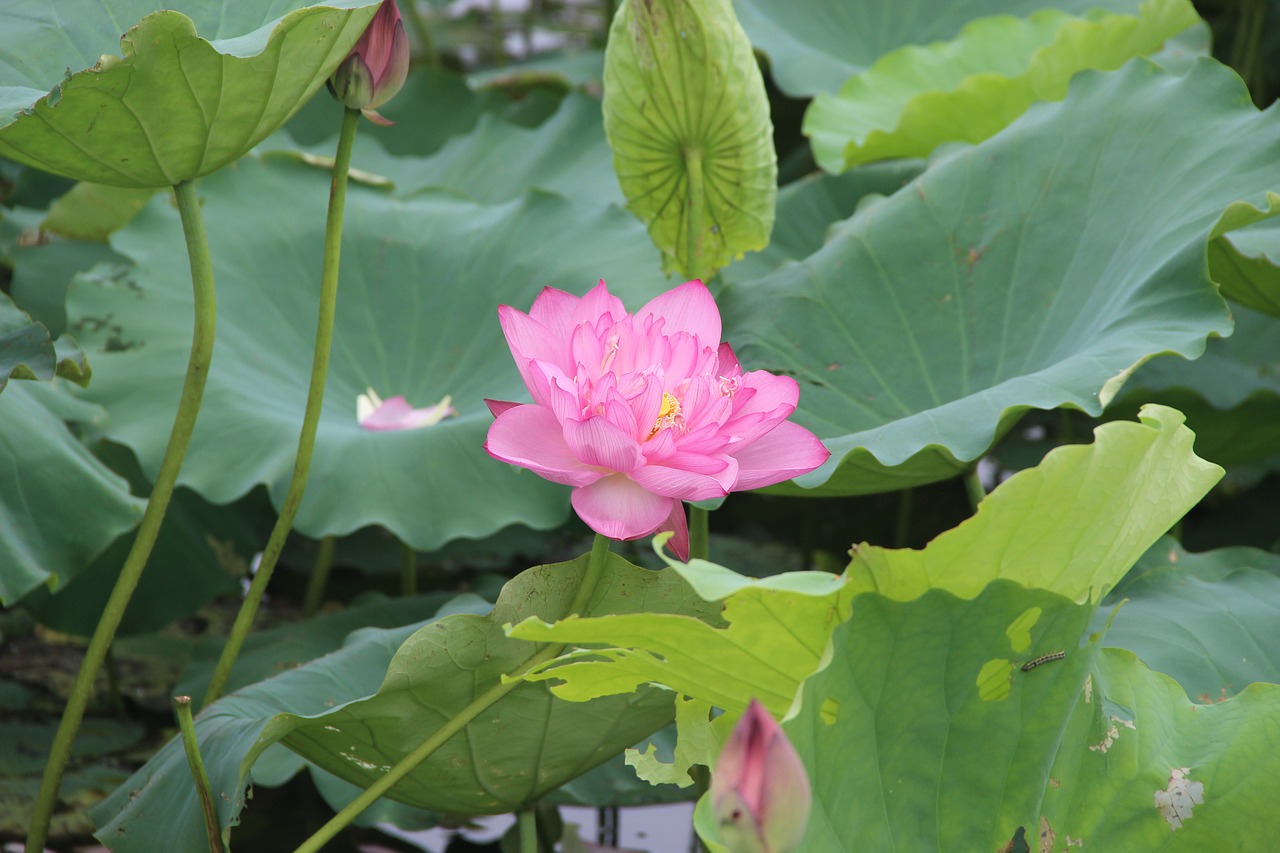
[647,391,684,439]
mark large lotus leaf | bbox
[1105,304,1280,466]
[42,183,158,243]
[264,92,622,205]
[603,0,776,281]
[847,406,1220,604]
[1095,537,1280,701]
[241,554,720,815]
[720,60,1274,496]
[92,596,489,853]
[0,382,143,604]
[67,155,667,548]
[0,291,90,392]
[734,0,1144,98]
[510,405,1217,725]
[0,1,378,187]
[804,0,1199,173]
[8,233,129,337]
[747,580,1280,851]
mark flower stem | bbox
[519,805,538,853]
[689,505,709,561]
[25,179,217,853]
[683,147,705,281]
[963,465,986,512]
[404,0,441,68]
[202,107,361,708]
[174,696,225,853]
[401,540,418,596]
[290,534,613,853]
[302,535,337,618]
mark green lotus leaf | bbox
[758,581,1280,850]
[7,235,127,336]
[1104,304,1280,466]
[67,154,667,548]
[734,0,1145,97]
[264,92,622,205]
[92,596,488,853]
[0,290,57,392]
[0,381,144,605]
[1096,537,1280,701]
[0,1,379,187]
[42,183,158,242]
[1207,202,1280,316]
[603,0,776,281]
[804,0,1200,173]
[722,60,1270,496]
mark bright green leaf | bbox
[804,0,1200,172]
[0,1,378,187]
[1208,199,1280,316]
[42,183,157,242]
[846,405,1221,604]
[1096,538,1280,701]
[723,60,1266,495]
[603,0,776,280]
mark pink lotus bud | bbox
[328,0,410,125]
[711,699,811,853]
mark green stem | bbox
[893,488,914,549]
[400,540,418,597]
[202,107,361,708]
[174,696,225,853]
[404,0,441,68]
[302,535,337,618]
[519,805,538,853]
[688,504,709,561]
[291,534,613,853]
[963,465,986,512]
[25,179,217,853]
[683,148,705,281]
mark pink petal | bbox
[658,501,689,561]
[359,396,455,430]
[499,305,565,386]
[485,398,519,418]
[572,280,627,330]
[636,280,720,347]
[486,405,601,487]
[528,286,582,350]
[729,421,830,490]
[563,416,645,472]
[572,475,674,540]
[631,463,732,501]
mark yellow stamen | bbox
[648,392,682,439]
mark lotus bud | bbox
[328,0,410,125]
[711,698,811,853]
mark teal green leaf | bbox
[1096,538,1280,701]
[1104,304,1280,467]
[1207,197,1280,316]
[7,236,126,336]
[734,0,1146,97]
[0,1,378,187]
[847,406,1221,604]
[0,382,144,605]
[259,555,718,814]
[0,291,90,392]
[603,0,776,281]
[67,155,666,549]
[722,60,1267,496]
[804,0,1200,172]
[92,598,484,853]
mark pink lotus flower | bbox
[712,698,811,853]
[357,388,456,430]
[328,0,410,126]
[484,280,829,558]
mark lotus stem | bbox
[963,465,986,512]
[689,504,710,561]
[519,805,538,853]
[401,540,418,596]
[174,696,225,853]
[302,535,337,617]
[404,0,441,68]
[202,107,361,707]
[26,178,218,853]
[290,534,614,853]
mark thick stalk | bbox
[963,465,986,512]
[683,148,705,281]
[26,178,217,853]
[291,534,613,853]
[688,504,709,561]
[203,107,361,707]
[519,806,538,853]
[302,535,337,617]
[400,540,418,596]
[174,696,225,853]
